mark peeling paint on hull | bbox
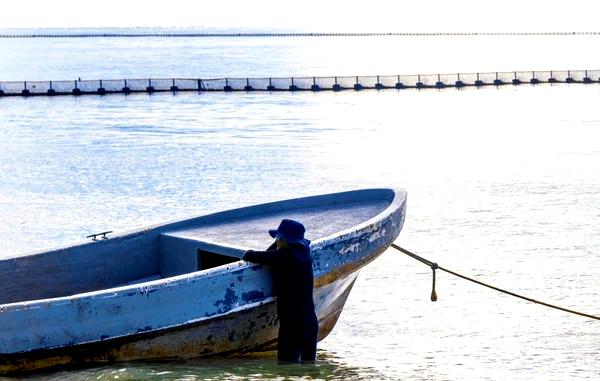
[0,274,357,375]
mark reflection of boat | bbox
[0,188,407,374]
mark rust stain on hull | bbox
[0,276,357,376]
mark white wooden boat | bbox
[0,188,407,374]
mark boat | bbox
[0,188,407,374]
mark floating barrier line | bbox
[0,69,599,98]
[391,244,600,321]
[1,32,600,38]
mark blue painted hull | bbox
[0,188,407,374]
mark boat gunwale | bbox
[4,188,401,259]
[0,188,406,310]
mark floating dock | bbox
[0,70,598,97]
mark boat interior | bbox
[0,190,394,305]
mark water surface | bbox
[1,32,599,380]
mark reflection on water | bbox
[16,351,381,381]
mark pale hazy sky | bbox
[3,0,600,31]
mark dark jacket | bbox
[243,243,317,327]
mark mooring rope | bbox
[390,243,600,321]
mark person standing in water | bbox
[243,219,319,362]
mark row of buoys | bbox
[1,32,599,38]
[1,72,598,97]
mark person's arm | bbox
[243,247,281,266]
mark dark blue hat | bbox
[269,219,311,247]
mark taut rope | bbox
[391,243,600,321]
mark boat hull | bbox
[0,271,359,374]
[0,188,407,375]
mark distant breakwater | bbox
[1,70,599,97]
[1,32,600,38]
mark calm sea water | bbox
[1,31,599,380]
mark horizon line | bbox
[2,31,600,38]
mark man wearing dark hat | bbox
[243,219,319,363]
